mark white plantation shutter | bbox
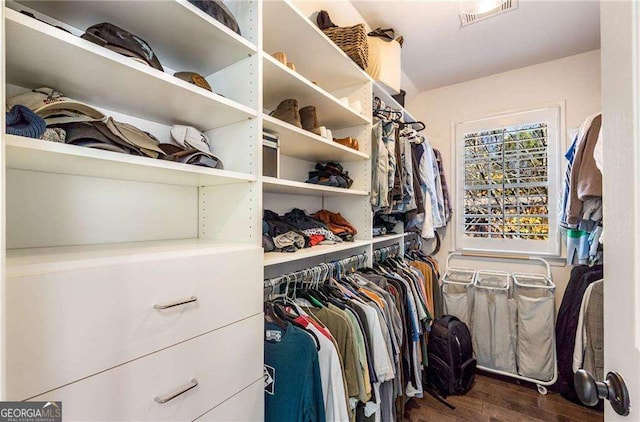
[455,107,561,256]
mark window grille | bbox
[455,106,561,256]
[463,123,549,240]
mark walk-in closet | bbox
[0,0,637,421]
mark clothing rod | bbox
[264,252,367,289]
[372,244,400,263]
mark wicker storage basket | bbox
[322,24,369,70]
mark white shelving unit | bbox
[263,54,369,129]
[1,0,410,417]
[261,0,378,271]
[6,239,258,277]
[263,176,368,197]
[2,0,263,417]
[264,239,371,266]
[7,0,258,74]
[263,0,371,92]
[372,233,406,244]
[263,114,369,162]
[6,135,256,187]
[5,9,256,131]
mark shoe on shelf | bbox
[272,52,296,72]
[271,52,287,65]
[270,99,301,128]
[300,105,322,136]
[333,136,359,151]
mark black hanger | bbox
[399,121,426,131]
[264,301,287,329]
[271,299,321,351]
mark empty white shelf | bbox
[372,233,406,244]
[373,81,417,123]
[263,0,371,92]
[6,135,256,187]
[263,177,368,197]
[263,114,369,162]
[263,54,370,130]
[6,239,260,277]
[10,0,257,76]
[5,9,256,131]
[264,239,371,266]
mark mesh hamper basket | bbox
[513,273,556,381]
[472,270,518,374]
[441,267,476,328]
[322,24,369,70]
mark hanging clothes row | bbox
[560,113,603,265]
[371,97,451,240]
[263,246,443,422]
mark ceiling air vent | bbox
[459,0,519,27]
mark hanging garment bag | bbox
[472,271,517,374]
[513,273,556,381]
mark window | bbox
[455,106,561,256]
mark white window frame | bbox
[453,104,563,256]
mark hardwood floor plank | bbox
[405,375,603,422]
[482,402,546,422]
[407,393,489,422]
[475,376,602,420]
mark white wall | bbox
[406,50,602,308]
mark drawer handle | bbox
[154,378,199,403]
[153,296,198,310]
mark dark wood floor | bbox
[404,374,604,422]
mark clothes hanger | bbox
[264,301,288,329]
[399,120,426,132]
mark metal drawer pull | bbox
[154,378,199,403]
[153,296,197,310]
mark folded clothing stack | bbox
[263,208,356,253]
[5,87,223,169]
[372,213,397,237]
[306,162,353,189]
[311,209,357,242]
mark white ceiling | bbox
[351,0,601,92]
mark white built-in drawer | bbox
[195,378,264,421]
[30,315,264,422]
[7,247,262,400]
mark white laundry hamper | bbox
[443,253,558,394]
[441,267,475,328]
[513,272,556,382]
[472,270,518,375]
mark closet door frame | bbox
[601,1,640,420]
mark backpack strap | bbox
[436,315,460,328]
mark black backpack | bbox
[427,315,476,397]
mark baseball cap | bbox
[170,125,212,154]
[174,72,212,92]
[7,88,106,124]
[188,0,241,35]
[160,125,223,169]
[55,121,143,155]
[105,117,164,158]
[81,23,163,71]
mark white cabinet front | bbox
[30,315,263,421]
[6,248,261,400]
